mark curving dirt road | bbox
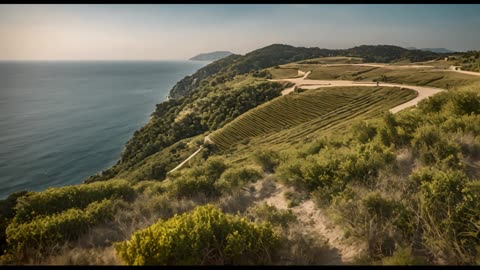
[301,62,480,76]
[322,63,435,69]
[272,71,444,114]
[452,69,480,77]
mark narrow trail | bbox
[168,136,215,174]
[250,179,365,264]
[167,146,203,173]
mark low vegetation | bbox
[114,204,279,265]
[454,51,480,72]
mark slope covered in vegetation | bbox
[86,44,441,184]
[2,44,480,265]
[210,86,416,150]
[457,51,480,72]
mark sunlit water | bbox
[0,61,207,199]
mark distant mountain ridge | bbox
[189,51,234,61]
[405,47,456,53]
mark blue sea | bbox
[0,61,207,199]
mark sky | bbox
[1,4,480,60]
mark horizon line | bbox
[0,59,212,62]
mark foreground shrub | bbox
[352,121,377,144]
[451,91,480,116]
[115,205,279,265]
[6,199,119,258]
[216,167,262,191]
[246,203,297,228]
[13,180,134,223]
[253,149,280,173]
[0,191,29,256]
[411,125,462,168]
[170,175,219,199]
[382,247,429,265]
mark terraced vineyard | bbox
[209,86,417,151]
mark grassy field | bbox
[209,86,417,152]
[269,67,301,79]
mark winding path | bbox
[272,71,444,114]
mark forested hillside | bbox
[86,44,441,183]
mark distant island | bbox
[189,51,234,61]
[405,47,456,53]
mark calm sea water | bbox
[0,61,207,199]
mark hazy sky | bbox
[1,4,480,60]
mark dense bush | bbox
[457,51,480,72]
[246,203,297,229]
[382,247,429,265]
[6,199,119,258]
[216,167,262,191]
[171,175,219,199]
[413,168,480,263]
[253,149,280,173]
[168,159,229,199]
[451,91,480,115]
[13,180,134,224]
[0,191,29,256]
[114,205,279,265]
[411,125,462,168]
[352,121,378,144]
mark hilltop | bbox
[406,47,457,54]
[189,51,234,61]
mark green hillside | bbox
[209,86,417,151]
[2,44,480,266]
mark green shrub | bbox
[203,158,228,180]
[13,180,134,224]
[304,138,327,156]
[115,205,279,265]
[133,180,166,196]
[451,91,480,115]
[216,167,262,191]
[171,175,219,199]
[441,114,480,136]
[246,203,297,228]
[6,199,119,257]
[412,168,480,263]
[411,125,462,167]
[382,247,429,265]
[0,191,29,256]
[417,92,450,114]
[253,149,280,173]
[362,192,401,222]
[352,121,378,144]
[341,143,396,184]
